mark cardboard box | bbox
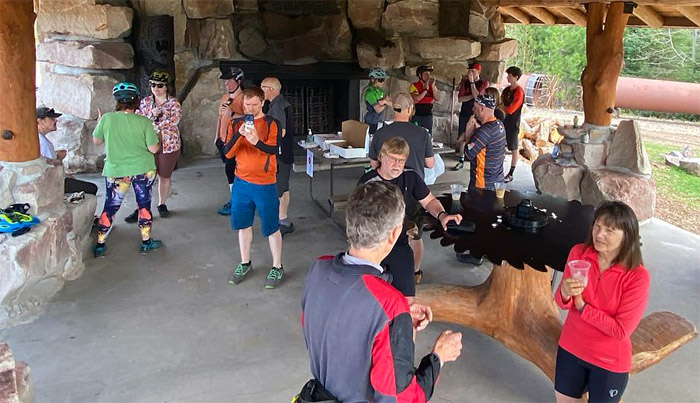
[330,120,369,159]
[313,134,344,151]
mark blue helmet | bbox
[368,68,388,79]
[112,82,139,101]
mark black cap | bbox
[36,107,62,119]
[219,66,244,81]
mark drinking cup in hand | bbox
[568,260,591,287]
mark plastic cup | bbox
[494,182,505,198]
[451,184,463,201]
[568,260,591,287]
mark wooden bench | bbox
[631,311,697,373]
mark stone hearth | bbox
[0,160,97,329]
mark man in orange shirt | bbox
[223,87,284,289]
[216,66,245,215]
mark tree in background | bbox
[506,24,700,117]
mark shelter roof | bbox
[483,1,700,28]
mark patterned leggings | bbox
[97,170,156,243]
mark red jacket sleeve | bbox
[504,87,524,115]
[555,244,585,310]
[370,312,441,402]
[580,268,651,340]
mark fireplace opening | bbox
[220,61,364,148]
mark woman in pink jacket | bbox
[555,201,650,403]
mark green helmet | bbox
[112,82,139,101]
[368,68,388,79]
[149,70,171,83]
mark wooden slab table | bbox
[417,188,697,381]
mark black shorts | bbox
[216,138,236,185]
[505,127,519,151]
[555,346,629,403]
[458,111,473,136]
[277,161,292,197]
[382,243,415,297]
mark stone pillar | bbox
[0,0,39,162]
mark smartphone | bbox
[244,114,254,133]
[446,220,476,234]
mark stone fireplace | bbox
[34,0,518,173]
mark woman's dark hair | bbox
[116,98,140,112]
[506,66,523,79]
[585,201,643,270]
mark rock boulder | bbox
[183,0,234,18]
[606,120,652,176]
[532,154,585,201]
[37,41,134,70]
[0,343,32,402]
[409,37,481,61]
[479,39,519,61]
[37,3,133,40]
[580,169,656,221]
[348,0,385,30]
[38,73,120,120]
[180,68,223,156]
[382,0,439,38]
[357,39,405,70]
[573,142,607,169]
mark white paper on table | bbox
[306,149,314,178]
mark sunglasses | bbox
[377,79,385,83]
[150,83,166,88]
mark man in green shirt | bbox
[92,82,163,258]
[363,68,392,134]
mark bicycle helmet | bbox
[149,70,171,83]
[220,66,245,82]
[416,65,434,77]
[368,68,388,80]
[112,82,139,101]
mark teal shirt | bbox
[93,112,159,178]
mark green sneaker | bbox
[140,239,163,254]
[265,266,284,289]
[229,262,252,284]
[93,243,106,258]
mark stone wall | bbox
[36,0,517,169]
[0,160,97,329]
[0,343,33,403]
[36,0,135,174]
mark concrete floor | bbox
[2,155,699,402]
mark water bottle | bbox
[573,115,579,129]
[307,128,313,143]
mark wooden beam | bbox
[500,7,531,25]
[483,0,700,6]
[633,5,665,28]
[555,6,587,26]
[0,0,39,162]
[522,6,557,25]
[678,5,700,26]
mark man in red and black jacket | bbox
[300,181,463,402]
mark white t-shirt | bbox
[38,133,56,160]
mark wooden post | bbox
[0,0,39,162]
[581,2,630,127]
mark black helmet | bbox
[416,65,434,78]
[149,70,171,83]
[220,66,244,81]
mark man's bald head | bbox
[392,93,414,122]
[261,77,281,101]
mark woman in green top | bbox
[92,82,163,258]
[363,68,392,134]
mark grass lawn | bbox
[644,142,700,234]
